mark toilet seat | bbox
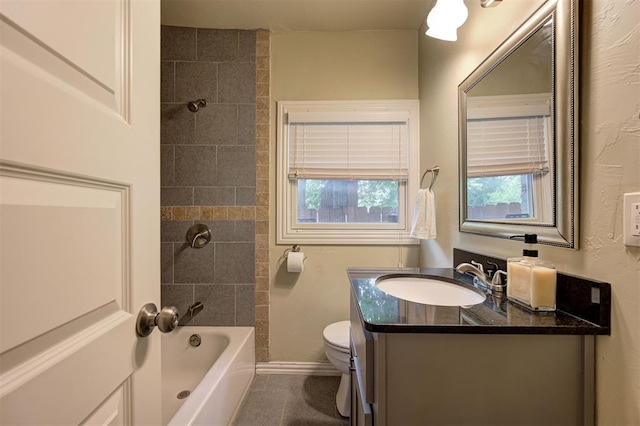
[325,340,350,354]
[323,320,350,351]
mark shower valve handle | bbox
[136,303,180,337]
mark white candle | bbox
[530,266,557,309]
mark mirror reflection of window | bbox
[464,19,554,225]
[466,94,553,224]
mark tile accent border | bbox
[255,29,270,362]
[160,206,256,221]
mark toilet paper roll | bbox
[287,252,305,273]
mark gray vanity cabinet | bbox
[349,352,372,426]
[349,291,595,425]
[350,294,373,426]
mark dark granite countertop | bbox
[348,267,610,335]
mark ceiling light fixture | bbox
[425,0,469,42]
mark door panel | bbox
[0,0,160,423]
[81,384,128,426]
[1,0,117,88]
[0,312,134,424]
[2,0,115,88]
[0,170,127,353]
[0,0,127,116]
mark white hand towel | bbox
[410,188,437,239]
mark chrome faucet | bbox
[188,302,204,317]
[456,262,507,293]
[178,302,204,325]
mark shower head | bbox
[188,99,207,112]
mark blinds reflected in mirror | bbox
[466,93,552,178]
[467,115,549,177]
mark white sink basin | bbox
[376,275,486,307]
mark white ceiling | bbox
[161,0,434,31]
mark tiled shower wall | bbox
[160,26,270,361]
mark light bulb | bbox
[425,0,469,42]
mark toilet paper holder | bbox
[282,244,308,273]
[282,244,308,262]
[284,244,301,255]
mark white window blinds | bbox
[467,115,549,178]
[287,115,409,181]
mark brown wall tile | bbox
[256,43,270,58]
[255,319,269,336]
[257,83,270,97]
[255,234,269,249]
[256,124,269,139]
[255,261,270,278]
[255,289,270,304]
[256,193,269,207]
[255,248,269,263]
[257,96,270,111]
[257,109,269,125]
[256,165,269,180]
[256,150,269,167]
[161,207,173,221]
[256,69,270,84]
[255,305,269,320]
[256,57,270,71]
[185,206,201,220]
[255,220,269,235]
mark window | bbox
[277,100,420,244]
[466,94,553,223]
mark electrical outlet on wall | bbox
[623,192,640,247]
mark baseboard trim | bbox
[256,362,340,376]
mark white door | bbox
[0,0,161,424]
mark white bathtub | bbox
[162,326,255,425]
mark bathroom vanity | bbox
[348,263,610,426]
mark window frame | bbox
[277,100,420,245]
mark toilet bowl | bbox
[323,320,351,417]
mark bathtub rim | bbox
[164,326,255,426]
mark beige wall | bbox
[419,0,639,423]
[470,24,552,96]
[269,30,420,361]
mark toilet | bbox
[322,320,351,417]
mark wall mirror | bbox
[459,0,578,248]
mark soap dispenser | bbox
[506,234,557,311]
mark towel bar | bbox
[420,166,440,191]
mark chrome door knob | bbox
[136,303,180,337]
[157,306,179,333]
